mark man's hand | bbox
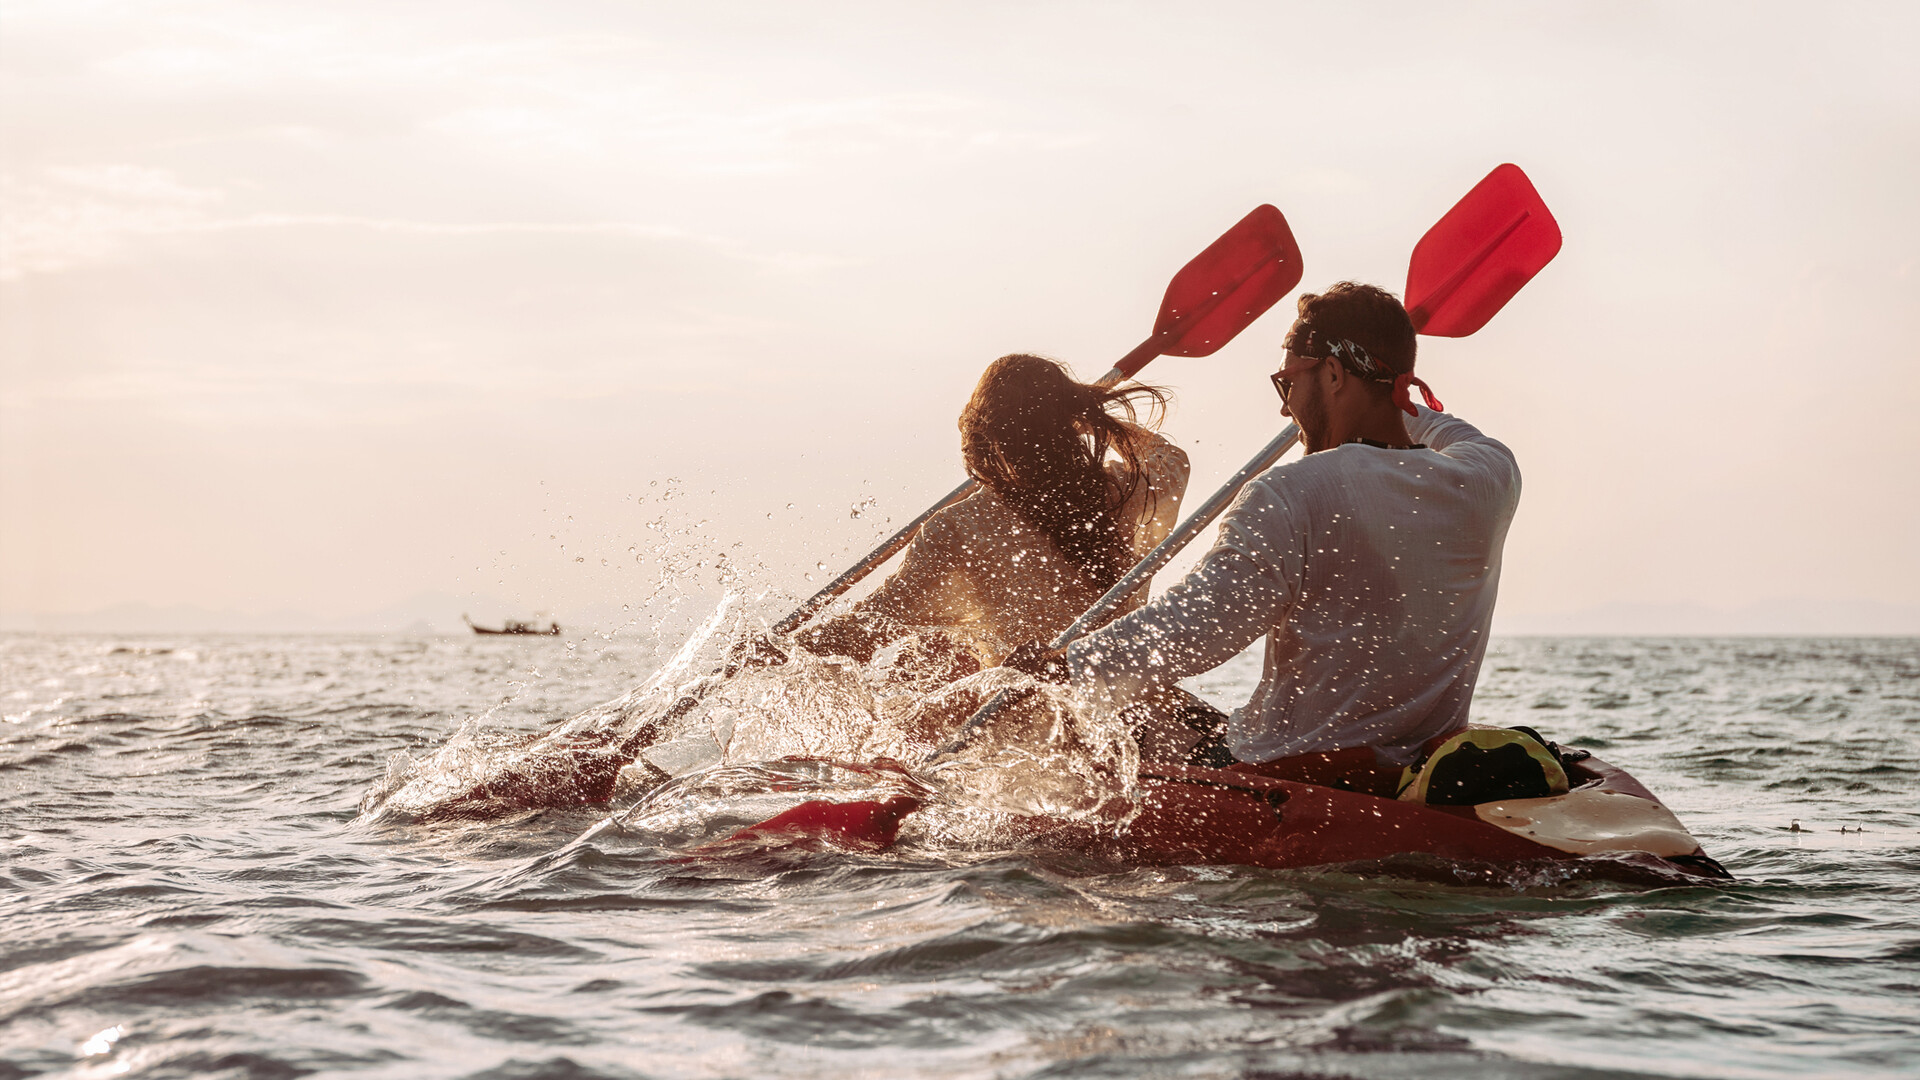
[1001,640,1069,683]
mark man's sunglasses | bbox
[1269,355,1324,402]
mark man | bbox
[1015,281,1520,787]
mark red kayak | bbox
[724,749,1729,880]
[1082,754,1723,877]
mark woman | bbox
[795,353,1189,674]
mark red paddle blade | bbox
[720,795,919,852]
[1126,205,1303,375]
[1405,164,1561,337]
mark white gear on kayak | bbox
[1475,788,1700,858]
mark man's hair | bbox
[1283,281,1417,376]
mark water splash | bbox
[358,596,1140,841]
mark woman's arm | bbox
[1111,421,1191,557]
[793,503,981,662]
[793,611,903,665]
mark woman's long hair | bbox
[959,354,1170,590]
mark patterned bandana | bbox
[1297,331,1444,418]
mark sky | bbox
[3,0,1917,634]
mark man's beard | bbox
[1291,395,1332,454]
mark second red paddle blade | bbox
[1139,204,1303,369]
[1405,164,1562,337]
[720,795,920,852]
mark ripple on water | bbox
[2,633,1918,1079]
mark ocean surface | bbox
[2,632,1916,1079]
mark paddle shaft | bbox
[926,421,1303,763]
[771,474,980,635]
[771,201,1307,638]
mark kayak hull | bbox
[1024,754,1727,877]
[1111,767,1553,868]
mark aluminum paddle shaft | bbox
[771,205,1301,636]
[772,476,976,636]
[926,421,1302,764]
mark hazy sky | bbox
[4,1,1917,630]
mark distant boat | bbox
[463,614,561,637]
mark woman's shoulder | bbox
[1140,435,1190,475]
[1109,426,1190,483]
[926,485,1027,537]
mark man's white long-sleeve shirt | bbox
[1066,407,1520,766]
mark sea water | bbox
[2,633,1915,1079]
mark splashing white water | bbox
[359,590,1141,840]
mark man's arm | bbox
[1065,477,1298,704]
[1403,403,1483,449]
[1404,405,1521,507]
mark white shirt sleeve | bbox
[1405,406,1522,511]
[1065,475,1299,704]
[1404,404,1477,449]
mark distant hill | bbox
[1495,597,1920,636]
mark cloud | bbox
[0,162,857,281]
[0,167,225,278]
[429,86,1092,178]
